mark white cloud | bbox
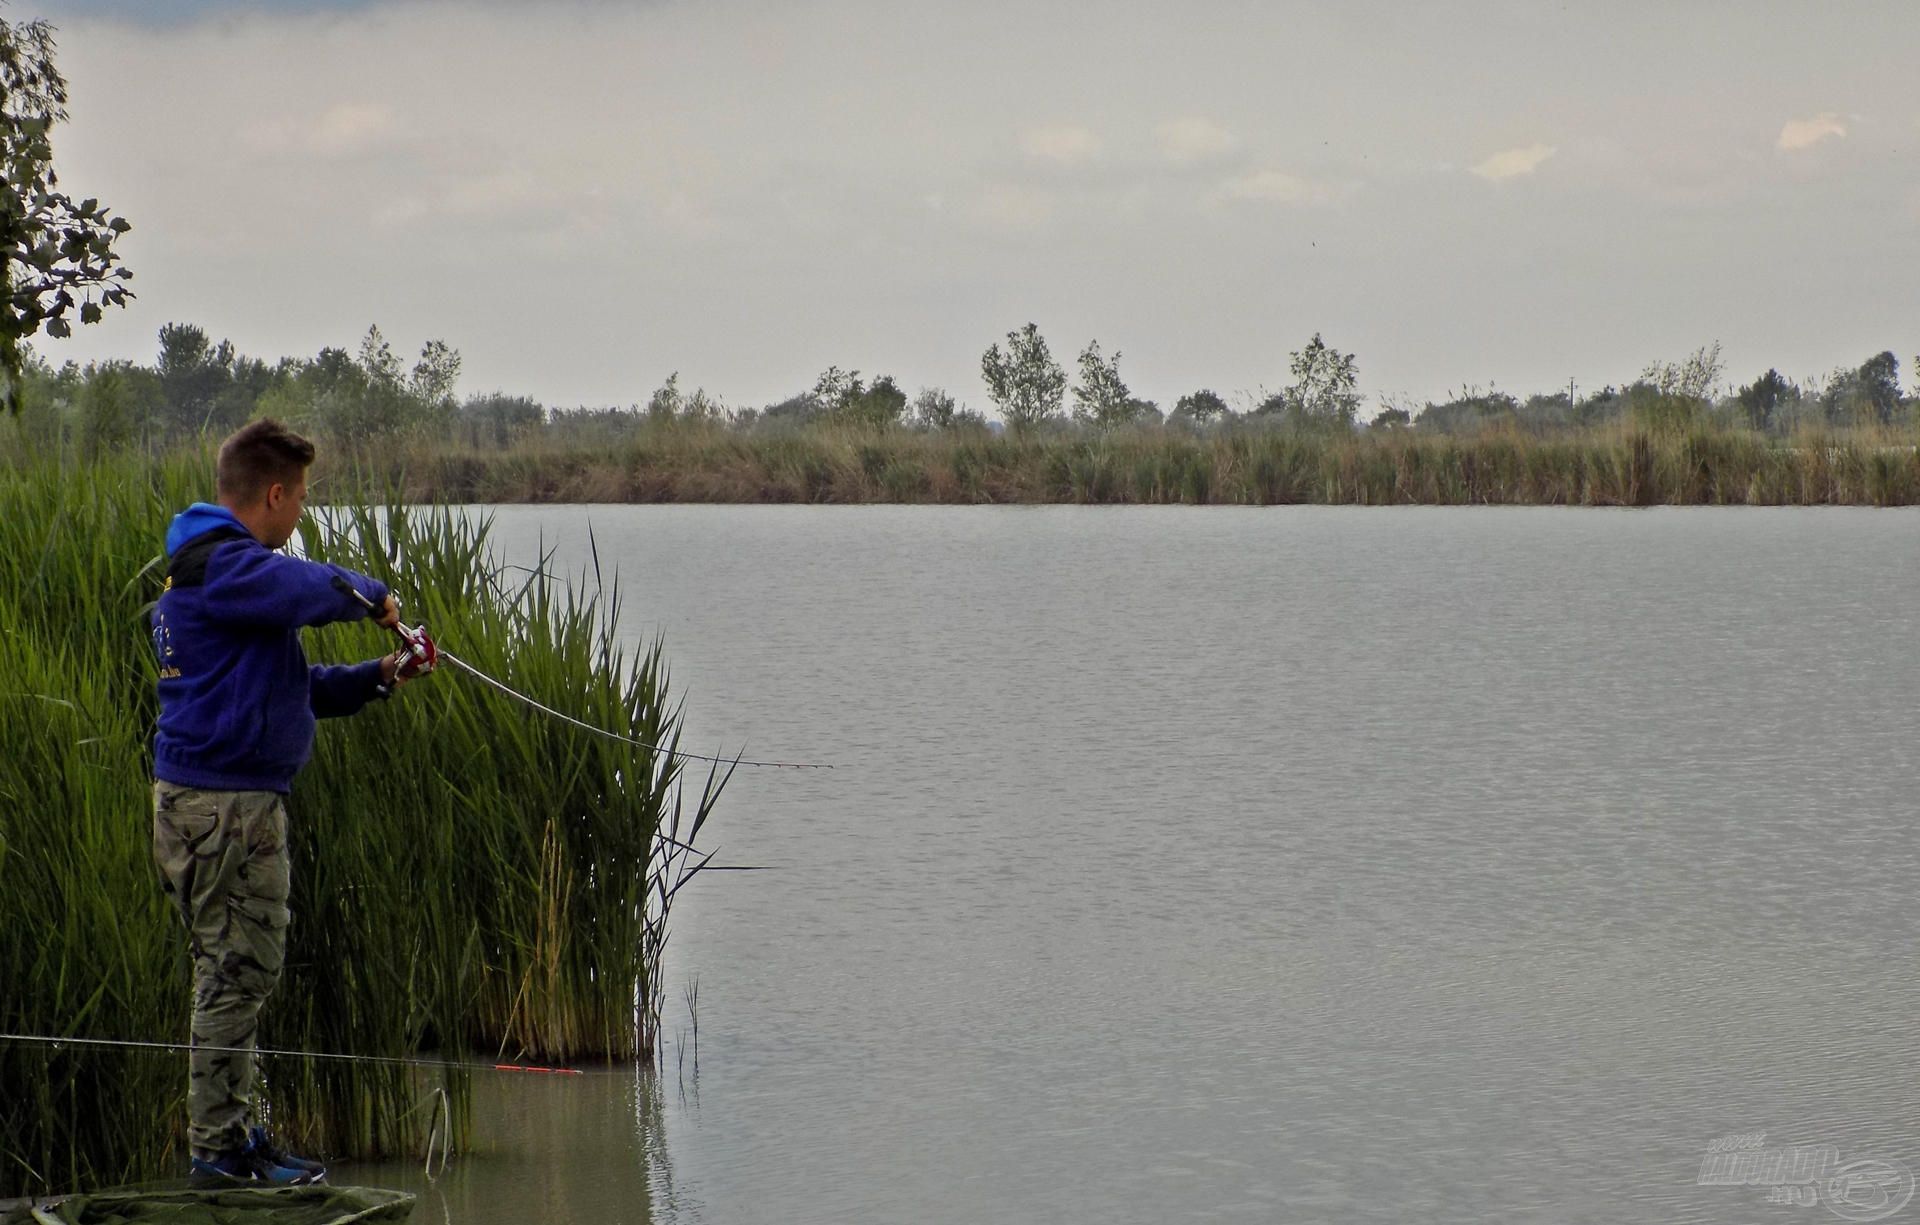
[1021,124,1101,163]
[239,101,399,159]
[442,169,558,218]
[1155,117,1236,163]
[1470,143,1556,181]
[1218,169,1349,206]
[39,0,1920,414]
[309,102,398,157]
[965,182,1056,229]
[1776,112,1846,152]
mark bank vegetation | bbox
[0,452,726,1198]
[9,325,1920,506]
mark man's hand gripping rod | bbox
[332,576,437,686]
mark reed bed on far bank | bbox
[0,449,723,1198]
[358,418,1920,507]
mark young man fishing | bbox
[150,418,430,1184]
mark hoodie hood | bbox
[165,503,253,557]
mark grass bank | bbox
[336,419,1920,507]
[0,451,724,1197]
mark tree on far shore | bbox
[1818,351,1900,426]
[1170,389,1231,427]
[913,386,957,429]
[1071,340,1131,427]
[1252,333,1361,429]
[1734,369,1793,433]
[981,322,1066,432]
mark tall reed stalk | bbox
[0,448,724,1197]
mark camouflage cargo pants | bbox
[152,781,291,1161]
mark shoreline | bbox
[326,424,1920,508]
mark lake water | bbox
[354,506,1920,1224]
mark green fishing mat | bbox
[1,1185,414,1225]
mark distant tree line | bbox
[8,321,1919,461]
[976,323,1363,434]
[1395,344,1913,437]
[8,323,478,457]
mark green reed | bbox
[329,416,1920,506]
[0,446,724,1197]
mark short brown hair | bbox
[216,418,315,504]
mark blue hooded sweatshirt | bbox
[151,503,392,793]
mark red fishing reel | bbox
[392,621,439,679]
[329,577,441,690]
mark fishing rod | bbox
[0,1032,582,1076]
[330,576,831,770]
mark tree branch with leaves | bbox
[2,16,134,414]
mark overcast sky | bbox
[23,0,1920,416]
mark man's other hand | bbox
[374,595,401,629]
[379,652,409,690]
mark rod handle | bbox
[331,574,376,611]
[333,575,404,641]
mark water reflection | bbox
[343,1063,678,1224]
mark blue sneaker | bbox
[248,1126,328,1183]
[189,1146,316,1185]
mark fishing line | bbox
[329,576,832,770]
[435,644,824,771]
[0,1032,582,1077]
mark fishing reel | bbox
[334,578,439,690]
[390,618,439,680]
[380,592,438,681]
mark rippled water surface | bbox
[355,506,1920,1224]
